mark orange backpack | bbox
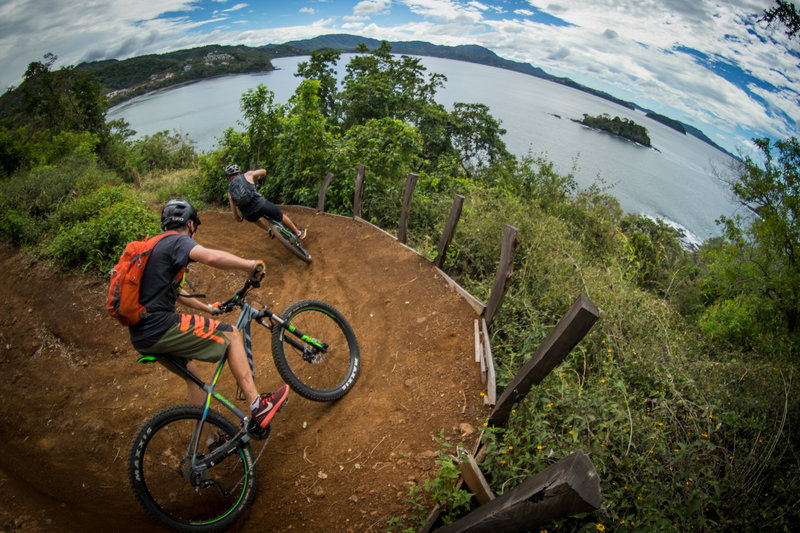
[107,232,178,326]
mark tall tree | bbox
[272,80,333,204]
[698,137,800,353]
[339,41,445,131]
[19,53,108,138]
[295,49,342,125]
[447,102,509,177]
[239,84,284,169]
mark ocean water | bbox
[108,55,746,244]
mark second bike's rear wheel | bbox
[128,405,256,532]
[269,221,312,264]
[271,299,360,401]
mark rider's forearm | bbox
[177,293,216,314]
[246,168,267,181]
[192,246,257,273]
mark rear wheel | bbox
[272,299,360,401]
[269,221,312,263]
[128,405,256,532]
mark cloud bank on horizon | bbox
[0,0,796,155]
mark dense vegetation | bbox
[579,113,652,147]
[1,36,798,532]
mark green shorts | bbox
[138,314,233,375]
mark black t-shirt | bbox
[129,233,197,350]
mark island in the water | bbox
[576,113,652,147]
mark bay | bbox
[108,55,746,244]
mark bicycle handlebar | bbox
[212,277,262,313]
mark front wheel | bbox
[128,405,257,532]
[272,300,360,401]
[269,221,312,264]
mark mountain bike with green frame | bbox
[128,275,359,531]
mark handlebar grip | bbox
[249,260,266,281]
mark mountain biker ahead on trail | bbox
[225,164,307,241]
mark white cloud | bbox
[223,3,248,13]
[467,1,489,10]
[401,0,485,23]
[353,0,391,16]
[300,7,316,15]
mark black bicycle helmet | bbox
[224,163,240,176]
[161,199,200,230]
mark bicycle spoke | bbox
[272,300,359,401]
[129,406,256,531]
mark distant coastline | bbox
[75,33,736,159]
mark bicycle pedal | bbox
[278,396,289,412]
[247,422,272,441]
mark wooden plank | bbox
[434,266,486,316]
[481,318,496,406]
[434,451,601,533]
[474,319,481,363]
[316,172,334,212]
[435,194,465,268]
[479,337,487,385]
[484,225,520,327]
[353,164,365,218]
[397,173,418,244]
[460,455,495,505]
[488,294,599,428]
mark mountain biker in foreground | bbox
[225,164,307,240]
[129,198,288,430]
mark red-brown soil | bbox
[0,207,489,532]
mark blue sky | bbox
[0,0,796,156]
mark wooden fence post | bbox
[484,225,520,327]
[316,172,334,212]
[488,294,599,428]
[353,164,365,218]
[398,173,418,243]
[435,194,464,269]
[433,451,601,533]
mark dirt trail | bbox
[0,207,488,532]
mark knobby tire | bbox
[269,221,312,264]
[128,405,257,532]
[271,299,360,401]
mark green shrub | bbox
[0,151,118,245]
[130,130,197,174]
[0,208,40,246]
[41,185,160,273]
[699,296,758,347]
